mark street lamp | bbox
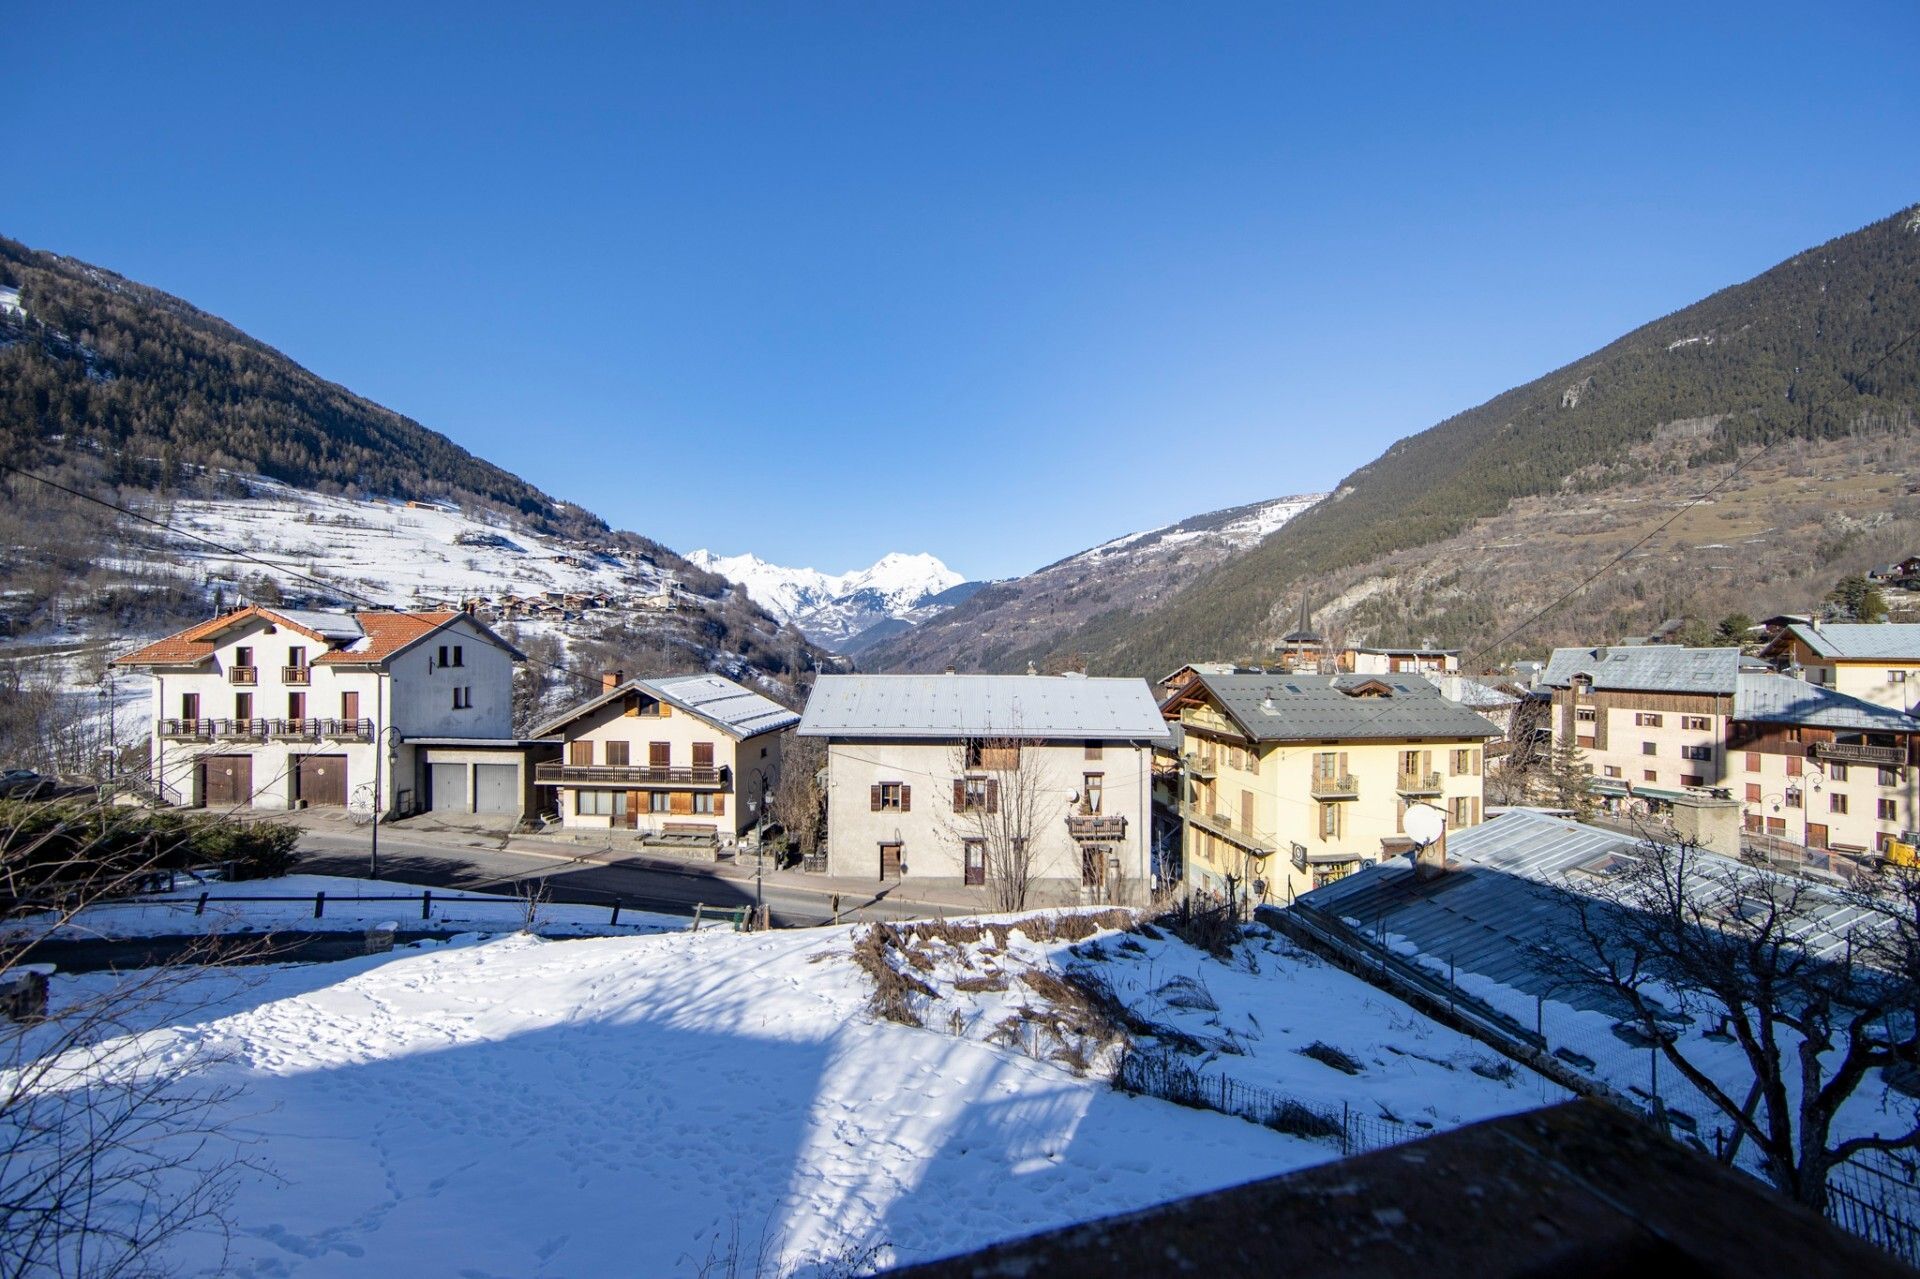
[369,725,400,881]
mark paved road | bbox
[292,826,927,929]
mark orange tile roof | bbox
[115,608,462,668]
[311,611,460,665]
[112,605,270,667]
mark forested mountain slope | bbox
[1059,204,1920,676]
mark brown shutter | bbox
[658,703,671,717]
[569,740,593,766]
[671,791,692,815]
[714,793,726,816]
[693,741,714,768]
[1337,751,1348,775]
[870,784,882,812]
[986,779,1000,814]
[900,784,911,812]
[953,779,966,812]
[1473,749,1482,776]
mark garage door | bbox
[202,755,252,808]
[474,764,519,815]
[295,755,348,807]
[430,763,468,813]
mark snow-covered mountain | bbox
[687,549,966,650]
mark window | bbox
[963,839,986,886]
[1681,744,1712,761]
[1785,788,1802,809]
[692,742,715,769]
[1765,817,1787,837]
[437,645,449,668]
[1880,798,1899,822]
[1830,762,1849,782]
[235,692,253,720]
[1084,742,1103,761]
[1681,775,1704,788]
[649,792,671,813]
[1682,716,1712,732]
[1746,783,1762,803]
[1451,795,1471,826]
[342,691,359,720]
[1080,846,1106,888]
[1641,741,1657,756]
[288,691,306,719]
[1451,748,1472,776]
[604,741,630,766]
[451,645,464,668]
[1893,671,1909,684]
[1831,793,1849,815]
[873,782,906,812]
[1318,802,1341,841]
[1636,712,1664,728]
[568,740,593,766]
[1787,757,1803,777]
[1083,774,1104,813]
[1746,752,1762,771]
[452,686,473,710]
[1575,707,1597,723]
[693,792,716,815]
[234,646,254,667]
[181,692,200,719]
[287,645,306,668]
[1643,770,1657,782]
[965,740,1019,770]
[1882,767,1903,787]
[575,790,625,816]
[955,777,995,812]
[1313,752,1341,779]
[1604,765,1623,779]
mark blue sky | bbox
[11,4,1919,580]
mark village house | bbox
[532,672,797,841]
[1542,646,1746,803]
[1161,671,1498,903]
[796,673,1171,904]
[1339,646,1460,676]
[112,605,543,817]
[1760,621,1920,713]
[1728,673,1920,860]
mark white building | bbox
[796,673,1173,904]
[114,605,538,817]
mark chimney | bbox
[601,669,624,693]
[1811,616,1823,634]
[1027,661,1038,676]
[1414,827,1448,880]
[945,665,957,676]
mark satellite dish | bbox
[1403,803,1447,848]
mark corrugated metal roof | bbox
[271,609,366,640]
[796,674,1174,743]
[1780,623,1920,662]
[1183,672,1500,742]
[1734,673,1920,732]
[1542,645,1741,694]
[532,674,799,740]
[1302,810,1873,1014]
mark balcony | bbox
[282,665,312,685]
[274,718,374,743]
[159,717,268,741]
[535,762,728,788]
[1811,741,1907,768]
[1310,772,1359,799]
[1184,753,1216,779]
[1180,801,1277,857]
[227,665,258,685]
[1397,770,1443,796]
[1066,811,1128,841]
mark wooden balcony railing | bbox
[159,717,373,742]
[1310,772,1360,799]
[534,762,727,788]
[1812,742,1907,768]
[1066,812,1128,841]
[275,718,374,742]
[1396,770,1443,795]
[1179,801,1277,857]
[227,666,258,685]
[281,665,312,685]
[159,718,269,741]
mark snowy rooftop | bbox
[1541,645,1744,694]
[798,674,1174,743]
[1174,672,1501,742]
[1734,673,1920,732]
[534,673,799,739]
[1777,622,1920,662]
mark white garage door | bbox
[474,764,519,815]
[430,763,468,812]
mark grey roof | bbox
[796,674,1174,744]
[1424,674,1521,711]
[1541,645,1741,694]
[1777,623,1920,662]
[273,609,365,641]
[532,674,798,740]
[1733,673,1920,733]
[1301,811,1877,1010]
[1181,672,1500,742]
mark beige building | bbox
[1542,646,1743,803]
[796,674,1171,904]
[1729,673,1920,859]
[1163,672,1498,903]
[1760,622,1920,713]
[533,672,798,840]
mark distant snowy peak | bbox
[687,548,965,648]
[1068,492,1326,567]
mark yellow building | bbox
[1760,622,1920,713]
[1163,672,1499,903]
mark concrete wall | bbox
[388,617,515,738]
[821,736,1154,904]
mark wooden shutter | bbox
[714,793,725,816]
[568,740,592,766]
[1337,752,1348,776]
[693,741,714,768]
[986,779,1000,814]
[900,784,911,812]
[650,742,670,767]
[953,779,966,812]
[871,784,883,811]
[671,791,692,815]
[1472,749,1482,776]
[342,691,359,720]
[658,703,671,717]
[605,740,630,766]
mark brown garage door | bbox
[202,755,253,808]
[295,754,349,807]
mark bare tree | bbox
[1534,837,1920,1213]
[945,737,1056,912]
[768,734,826,862]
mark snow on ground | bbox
[35,918,1334,1277]
[4,874,685,942]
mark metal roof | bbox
[532,674,798,740]
[1301,810,1876,1014]
[1542,645,1742,694]
[1181,672,1500,742]
[796,674,1174,743]
[272,609,366,640]
[1778,623,1920,662]
[1734,673,1920,733]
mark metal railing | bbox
[535,762,726,787]
[1396,770,1443,795]
[276,717,374,742]
[1310,772,1359,798]
[1180,801,1278,857]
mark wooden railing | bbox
[1310,772,1359,798]
[535,763,726,788]
[160,718,268,741]
[1812,742,1908,768]
[277,718,374,742]
[226,666,257,685]
[1066,812,1127,841]
[1396,770,1443,795]
[282,665,312,685]
[1180,801,1277,856]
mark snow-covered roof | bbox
[269,609,367,640]
[1173,672,1500,742]
[797,674,1173,744]
[1541,645,1742,694]
[1775,623,1920,662]
[1733,673,1920,733]
[533,674,798,740]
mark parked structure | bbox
[796,673,1171,904]
[532,671,798,841]
[1761,622,1920,713]
[113,606,540,817]
[1161,671,1498,902]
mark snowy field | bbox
[5,874,684,942]
[34,922,1302,1276]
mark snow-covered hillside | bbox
[689,549,966,650]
